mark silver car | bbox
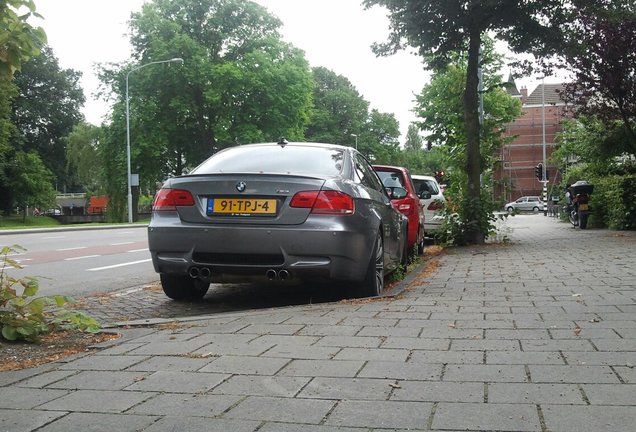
[148,141,408,301]
[411,174,446,236]
[505,196,544,213]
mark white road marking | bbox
[111,242,134,246]
[87,259,152,272]
[65,255,101,261]
[56,246,87,251]
[43,236,65,239]
[127,248,149,253]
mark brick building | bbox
[494,79,568,202]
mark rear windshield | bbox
[413,178,440,195]
[191,145,344,177]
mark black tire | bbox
[417,225,425,255]
[506,207,514,213]
[358,231,384,298]
[579,213,588,229]
[400,225,409,273]
[160,274,210,301]
[532,206,540,212]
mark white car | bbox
[505,196,544,213]
[411,175,446,236]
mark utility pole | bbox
[541,77,548,216]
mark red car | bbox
[373,165,425,254]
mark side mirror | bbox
[419,191,432,200]
[390,186,408,200]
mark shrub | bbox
[0,245,101,342]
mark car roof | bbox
[372,164,410,174]
[223,141,352,152]
[411,174,437,181]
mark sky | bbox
[31,0,549,143]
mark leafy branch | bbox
[0,245,100,342]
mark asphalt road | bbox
[0,226,157,297]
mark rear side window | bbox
[413,179,439,195]
[376,171,405,188]
[192,145,344,177]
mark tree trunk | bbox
[462,30,485,245]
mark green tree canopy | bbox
[404,123,423,152]
[12,45,85,190]
[0,0,46,78]
[4,151,55,217]
[98,0,314,221]
[305,66,369,145]
[558,2,636,158]
[364,0,568,244]
[65,122,104,195]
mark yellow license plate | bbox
[579,203,589,211]
[208,198,277,215]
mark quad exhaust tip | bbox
[266,269,290,281]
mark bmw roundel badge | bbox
[236,181,247,192]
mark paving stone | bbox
[333,347,409,362]
[486,350,565,365]
[529,365,621,384]
[324,400,432,429]
[125,370,229,393]
[409,350,484,364]
[443,364,528,383]
[47,370,149,390]
[126,355,214,372]
[261,345,341,360]
[143,416,260,432]
[297,377,393,400]
[432,402,541,431]
[0,409,67,431]
[211,375,310,397]
[450,339,521,351]
[199,355,289,375]
[355,325,421,337]
[0,387,69,409]
[37,389,154,413]
[485,329,551,339]
[250,334,320,346]
[237,323,305,335]
[520,339,596,351]
[613,366,636,383]
[36,412,158,432]
[58,354,148,371]
[13,370,77,389]
[225,396,335,424]
[562,351,636,366]
[488,383,585,404]
[257,423,363,432]
[129,393,240,416]
[582,384,636,405]
[391,380,483,402]
[358,361,442,380]
[542,404,636,432]
[381,336,450,350]
[314,335,383,348]
[278,359,364,378]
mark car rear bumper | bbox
[148,219,374,283]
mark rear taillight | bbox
[290,190,354,215]
[397,203,412,215]
[152,188,195,212]
[427,200,444,211]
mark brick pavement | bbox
[1,214,636,431]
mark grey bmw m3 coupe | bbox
[148,140,408,301]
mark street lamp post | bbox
[350,133,358,150]
[125,57,183,223]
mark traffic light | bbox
[534,163,543,180]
